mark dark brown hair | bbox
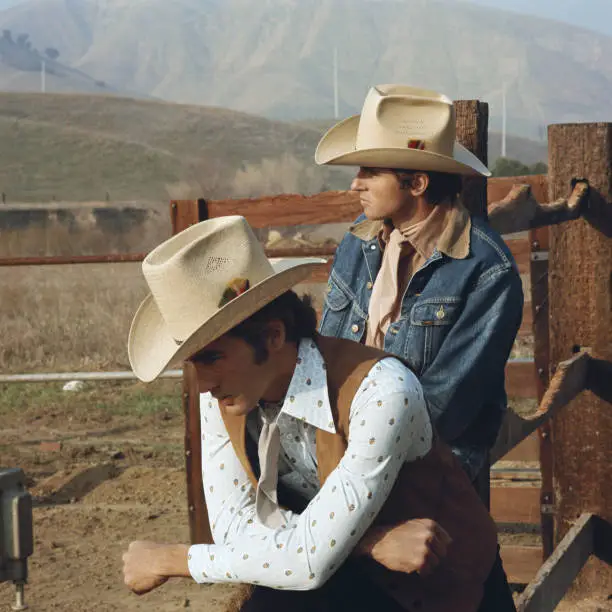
[395,170,463,205]
[226,290,317,363]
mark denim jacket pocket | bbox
[409,299,462,371]
[319,277,354,338]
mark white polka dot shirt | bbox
[188,338,432,590]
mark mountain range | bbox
[455,0,612,37]
[1,0,611,140]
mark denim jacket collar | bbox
[349,202,472,261]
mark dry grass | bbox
[0,263,146,373]
[0,214,175,372]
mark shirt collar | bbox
[279,338,336,433]
[349,201,472,260]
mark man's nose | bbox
[351,176,363,191]
[351,168,367,191]
[192,364,217,394]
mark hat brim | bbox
[128,258,325,383]
[315,115,491,177]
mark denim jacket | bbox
[318,213,524,479]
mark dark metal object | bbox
[0,469,33,611]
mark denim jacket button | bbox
[351,324,360,334]
[367,282,373,290]
[370,244,377,251]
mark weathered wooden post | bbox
[548,123,612,594]
[454,100,489,219]
[454,99,491,507]
[170,199,212,544]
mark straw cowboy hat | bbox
[128,216,325,382]
[315,84,490,176]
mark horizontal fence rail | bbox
[0,358,536,386]
[0,253,148,267]
[0,370,183,383]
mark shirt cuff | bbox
[188,544,218,584]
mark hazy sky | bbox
[0,0,610,37]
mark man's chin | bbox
[219,397,252,416]
[361,206,384,221]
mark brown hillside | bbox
[0,92,352,202]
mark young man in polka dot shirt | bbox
[123,216,497,611]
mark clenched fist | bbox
[122,541,190,595]
[358,518,452,576]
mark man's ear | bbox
[410,172,429,197]
[265,320,286,353]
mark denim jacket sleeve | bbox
[419,264,524,443]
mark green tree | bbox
[529,161,548,175]
[45,47,60,61]
[492,157,547,177]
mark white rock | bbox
[62,380,86,392]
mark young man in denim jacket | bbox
[315,85,524,610]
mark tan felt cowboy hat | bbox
[128,216,325,382]
[315,84,490,177]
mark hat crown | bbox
[142,216,273,341]
[356,85,456,156]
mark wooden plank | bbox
[530,226,550,252]
[491,486,541,525]
[487,175,549,206]
[267,237,531,276]
[183,361,210,545]
[492,352,590,463]
[170,199,208,233]
[505,237,530,275]
[506,360,538,399]
[501,545,543,585]
[499,432,540,463]
[519,304,533,337]
[206,184,548,233]
[171,200,210,546]
[517,513,595,611]
[488,181,587,235]
[208,191,361,228]
[529,226,554,557]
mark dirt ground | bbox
[0,381,245,611]
[1,381,610,611]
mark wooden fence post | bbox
[455,100,489,219]
[529,226,555,559]
[170,199,211,545]
[548,124,612,595]
[455,100,491,508]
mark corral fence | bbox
[1,103,611,610]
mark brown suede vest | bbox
[217,335,497,612]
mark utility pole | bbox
[333,46,339,119]
[501,82,507,158]
[41,59,46,93]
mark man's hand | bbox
[122,541,190,595]
[356,519,452,576]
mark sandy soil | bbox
[0,392,244,611]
